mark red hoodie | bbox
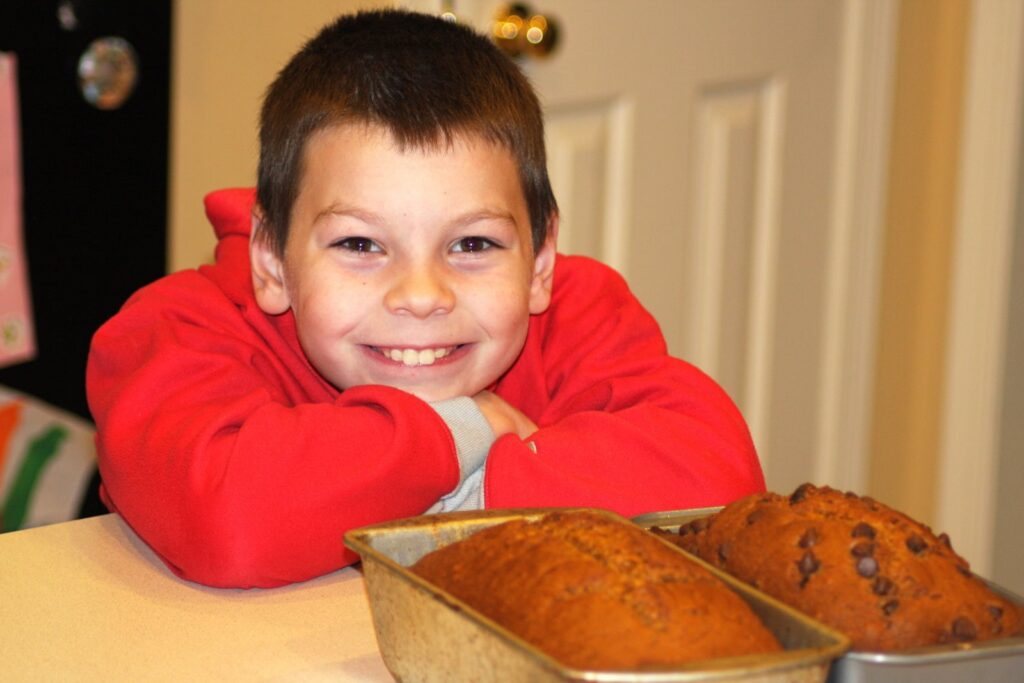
[86,188,764,588]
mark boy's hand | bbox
[472,390,538,439]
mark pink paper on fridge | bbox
[0,53,36,369]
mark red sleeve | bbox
[86,273,459,588]
[485,256,765,515]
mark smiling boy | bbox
[254,124,552,409]
[86,9,765,588]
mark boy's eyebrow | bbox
[314,205,384,226]
[315,205,519,229]
[448,209,518,229]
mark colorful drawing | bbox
[2,419,68,531]
[0,392,97,532]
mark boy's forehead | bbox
[310,121,509,160]
[297,123,525,202]
[293,122,529,226]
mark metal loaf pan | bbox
[631,509,1024,683]
[344,507,849,683]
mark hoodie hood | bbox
[196,187,259,307]
[204,187,257,241]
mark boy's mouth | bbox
[373,345,460,367]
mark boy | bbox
[86,9,765,588]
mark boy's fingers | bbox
[472,391,537,439]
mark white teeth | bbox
[380,346,455,367]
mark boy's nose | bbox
[384,263,455,318]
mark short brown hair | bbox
[256,9,557,255]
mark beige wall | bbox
[169,0,392,271]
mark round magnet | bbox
[78,36,139,110]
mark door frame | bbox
[936,0,1024,575]
[814,0,897,491]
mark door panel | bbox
[546,99,633,271]
[688,79,784,464]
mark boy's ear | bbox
[250,208,291,315]
[529,212,559,315]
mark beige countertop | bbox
[0,514,391,681]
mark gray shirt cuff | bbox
[424,467,485,514]
[429,396,495,485]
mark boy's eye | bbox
[335,237,382,253]
[451,236,497,253]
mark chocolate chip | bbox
[873,576,895,596]
[746,508,767,525]
[851,541,875,558]
[957,564,973,578]
[798,527,819,548]
[906,534,927,554]
[798,550,820,576]
[678,517,708,536]
[790,483,814,504]
[856,555,878,578]
[988,605,1004,621]
[882,599,900,615]
[938,532,952,549]
[851,522,876,539]
[951,617,978,641]
[717,542,732,563]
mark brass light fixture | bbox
[492,3,560,60]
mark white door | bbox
[423,0,895,492]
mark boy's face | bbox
[251,124,556,403]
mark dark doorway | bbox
[0,1,170,417]
[0,1,171,517]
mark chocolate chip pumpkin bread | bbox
[666,483,1023,651]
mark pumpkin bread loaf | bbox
[665,483,1023,651]
[411,509,782,671]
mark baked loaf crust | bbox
[666,483,1024,651]
[411,509,781,670]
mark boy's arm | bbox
[86,272,462,588]
[483,255,766,515]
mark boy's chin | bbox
[404,386,476,404]
[343,380,479,404]
[334,375,493,403]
